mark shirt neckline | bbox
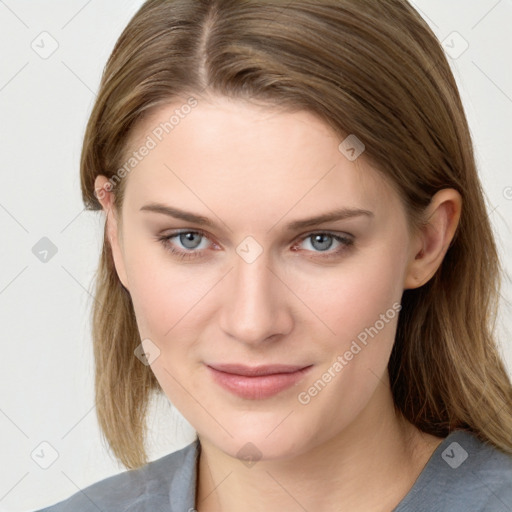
[187,430,474,511]
[391,429,474,511]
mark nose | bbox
[218,250,293,346]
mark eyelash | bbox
[156,229,354,262]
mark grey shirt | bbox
[35,429,512,511]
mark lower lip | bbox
[207,365,313,400]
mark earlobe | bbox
[403,189,462,290]
[94,175,130,291]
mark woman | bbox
[37,0,512,511]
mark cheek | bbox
[128,267,204,339]
[297,244,406,344]
[121,238,185,336]
[123,240,220,343]
[293,249,405,426]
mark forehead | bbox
[120,96,399,227]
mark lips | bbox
[206,363,313,399]
[208,363,310,376]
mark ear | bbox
[403,188,462,290]
[94,175,130,291]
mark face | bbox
[100,95,420,461]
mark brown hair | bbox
[80,0,512,469]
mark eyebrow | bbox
[140,203,374,231]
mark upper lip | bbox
[207,363,312,377]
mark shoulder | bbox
[466,432,512,511]
[395,429,512,512]
[34,439,199,512]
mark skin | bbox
[95,94,462,512]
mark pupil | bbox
[181,232,201,249]
[313,234,332,251]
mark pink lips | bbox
[207,363,313,400]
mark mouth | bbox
[206,363,313,400]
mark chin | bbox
[226,436,305,464]
[201,412,318,463]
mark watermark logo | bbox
[338,134,365,161]
[236,236,264,264]
[134,338,161,365]
[442,442,468,469]
[32,237,58,263]
[31,441,59,469]
[31,31,59,59]
[237,442,263,468]
[442,32,469,60]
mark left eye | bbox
[297,232,352,253]
[157,230,354,261]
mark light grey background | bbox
[0,1,511,510]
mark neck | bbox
[195,376,443,512]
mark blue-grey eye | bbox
[308,233,336,252]
[179,232,204,249]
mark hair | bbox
[80,0,512,469]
